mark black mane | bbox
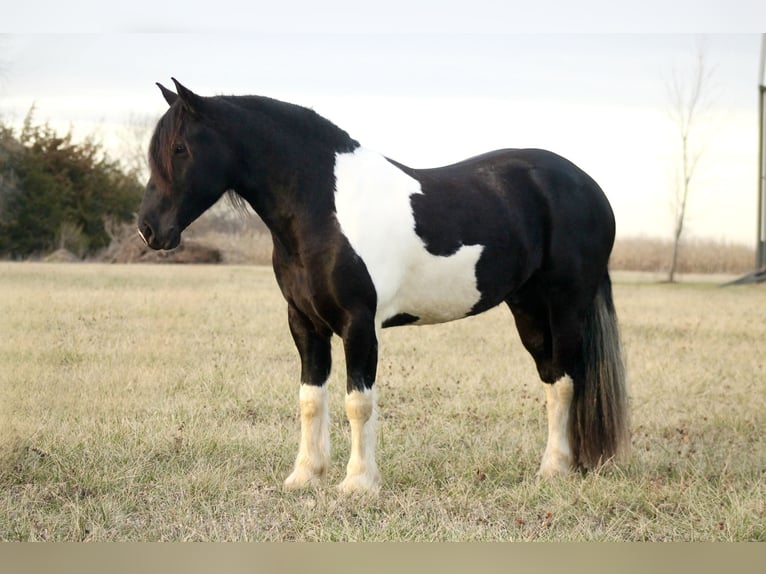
[219,95,359,154]
[148,93,359,191]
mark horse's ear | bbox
[171,78,205,117]
[156,83,178,107]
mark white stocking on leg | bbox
[284,384,330,489]
[338,388,381,495]
[539,375,575,477]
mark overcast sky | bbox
[2,2,765,244]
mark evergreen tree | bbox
[0,109,143,258]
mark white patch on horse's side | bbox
[539,375,575,478]
[338,387,381,495]
[334,147,484,327]
[284,384,330,490]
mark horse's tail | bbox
[570,273,630,470]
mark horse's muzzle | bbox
[137,220,180,251]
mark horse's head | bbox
[138,79,237,250]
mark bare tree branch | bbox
[665,42,716,282]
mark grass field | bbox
[1,263,764,541]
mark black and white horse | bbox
[138,79,629,495]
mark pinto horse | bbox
[138,79,629,495]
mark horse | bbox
[137,79,629,495]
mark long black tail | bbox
[570,273,630,469]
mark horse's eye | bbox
[173,143,187,155]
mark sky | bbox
[1,2,765,245]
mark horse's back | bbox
[412,148,612,226]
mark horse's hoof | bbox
[284,468,323,490]
[538,451,574,478]
[337,472,381,497]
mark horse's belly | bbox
[381,244,484,325]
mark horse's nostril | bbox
[138,222,154,246]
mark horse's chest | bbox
[333,148,484,327]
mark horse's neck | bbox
[225,101,360,255]
[235,146,340,258]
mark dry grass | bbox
[610,237,755,275]
[1,263,764,541]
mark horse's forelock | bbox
[149,104,186,188]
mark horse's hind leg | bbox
[508,297,575,477]
[284,305,333,490]
[538,302,588,477]
[540,376,575,477]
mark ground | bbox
[1,264,764,541]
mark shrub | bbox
[0,109,143,259]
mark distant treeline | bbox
[0,109,143,259]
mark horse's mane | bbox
[220,95,358,153]
[148,93,359,198]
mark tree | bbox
[0,108,143,258]
[666,45,716,282]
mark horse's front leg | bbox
[284,306,333,490]
[338,314,381,495]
